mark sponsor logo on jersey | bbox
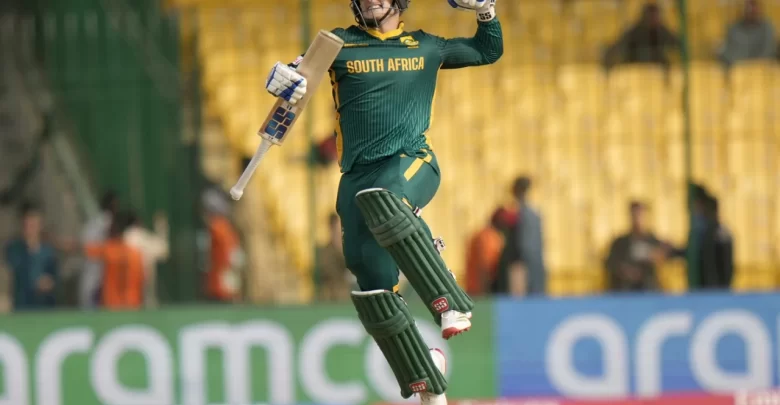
[400,35,419,48]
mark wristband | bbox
[476,0,495,22]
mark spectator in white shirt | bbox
[79,191,119,309]
[123,210,169,308]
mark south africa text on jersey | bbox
[346,57,425,74]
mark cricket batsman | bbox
[264,0,502,402]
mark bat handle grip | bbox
[230,138,274,201]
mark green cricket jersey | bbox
[326,18,503,173]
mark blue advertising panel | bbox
[496,292,780,398]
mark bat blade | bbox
[259,30,344,146]
[230,30,344,200]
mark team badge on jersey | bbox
[399,35,419,48]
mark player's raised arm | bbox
[436,0,503,69]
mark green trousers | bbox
[336,149,440,292]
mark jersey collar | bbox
[363,22,405,41]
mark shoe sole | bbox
[442,325,471,340]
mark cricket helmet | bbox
[350,0,410,28]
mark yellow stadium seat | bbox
[670,61,726,93]
[685,0,719,17]
[733,267,777,292]
[608,64,667,89]
[657,261,687,294]
[516,0,563,25]
[548,276,568,297]
[558,64,607,112]
[607,65,669,115]
[688,11,727,47]
[768,0,780,24]
[730,61,780,92]
[571,0,622,47]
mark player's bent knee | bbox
[351,290,447,397]
[354,188,474,322]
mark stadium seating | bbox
[170,0,780,301]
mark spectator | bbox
[203,188,244,303]
[605,201,674,292]
[313,136,339,167]
[603,2,679,69]
[284,135,339,167]
[685,185,712,288]
[690,192,734,289]
[315,213,352,302]
[465,207,516,297]
[4,203,59,311]
[719,0,776,68]
[123,210,169,308]
[495,176,546,297]
[80,190,119,309]
[84,212,145,310]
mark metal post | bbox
[301,0,317,302]
[677,0,698,290]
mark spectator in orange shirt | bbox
[203,189,244,302]
[84,213,145,310]
[465,207,517,296]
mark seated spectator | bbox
[719,0,776,68]
[465,207,516,297]
[605,201,676,292]
[315,213,353,302]
[603,2,679,69]
[84,213,145,310]
[689,189,734,289]
[4,203,59,311]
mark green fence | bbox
[26,0,204,302]
[0,300,495,405]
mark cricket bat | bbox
[230,30,344,201]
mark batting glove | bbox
[447,0,496,22]
[266,61,307,105]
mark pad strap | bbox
[352,290,447,398]
[355,188,474,323]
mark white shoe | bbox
[419,349,447,405]
[441,310,472,340]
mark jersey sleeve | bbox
[429,18,503,69]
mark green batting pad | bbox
[355,188,474,322]
[351,290,447,398]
